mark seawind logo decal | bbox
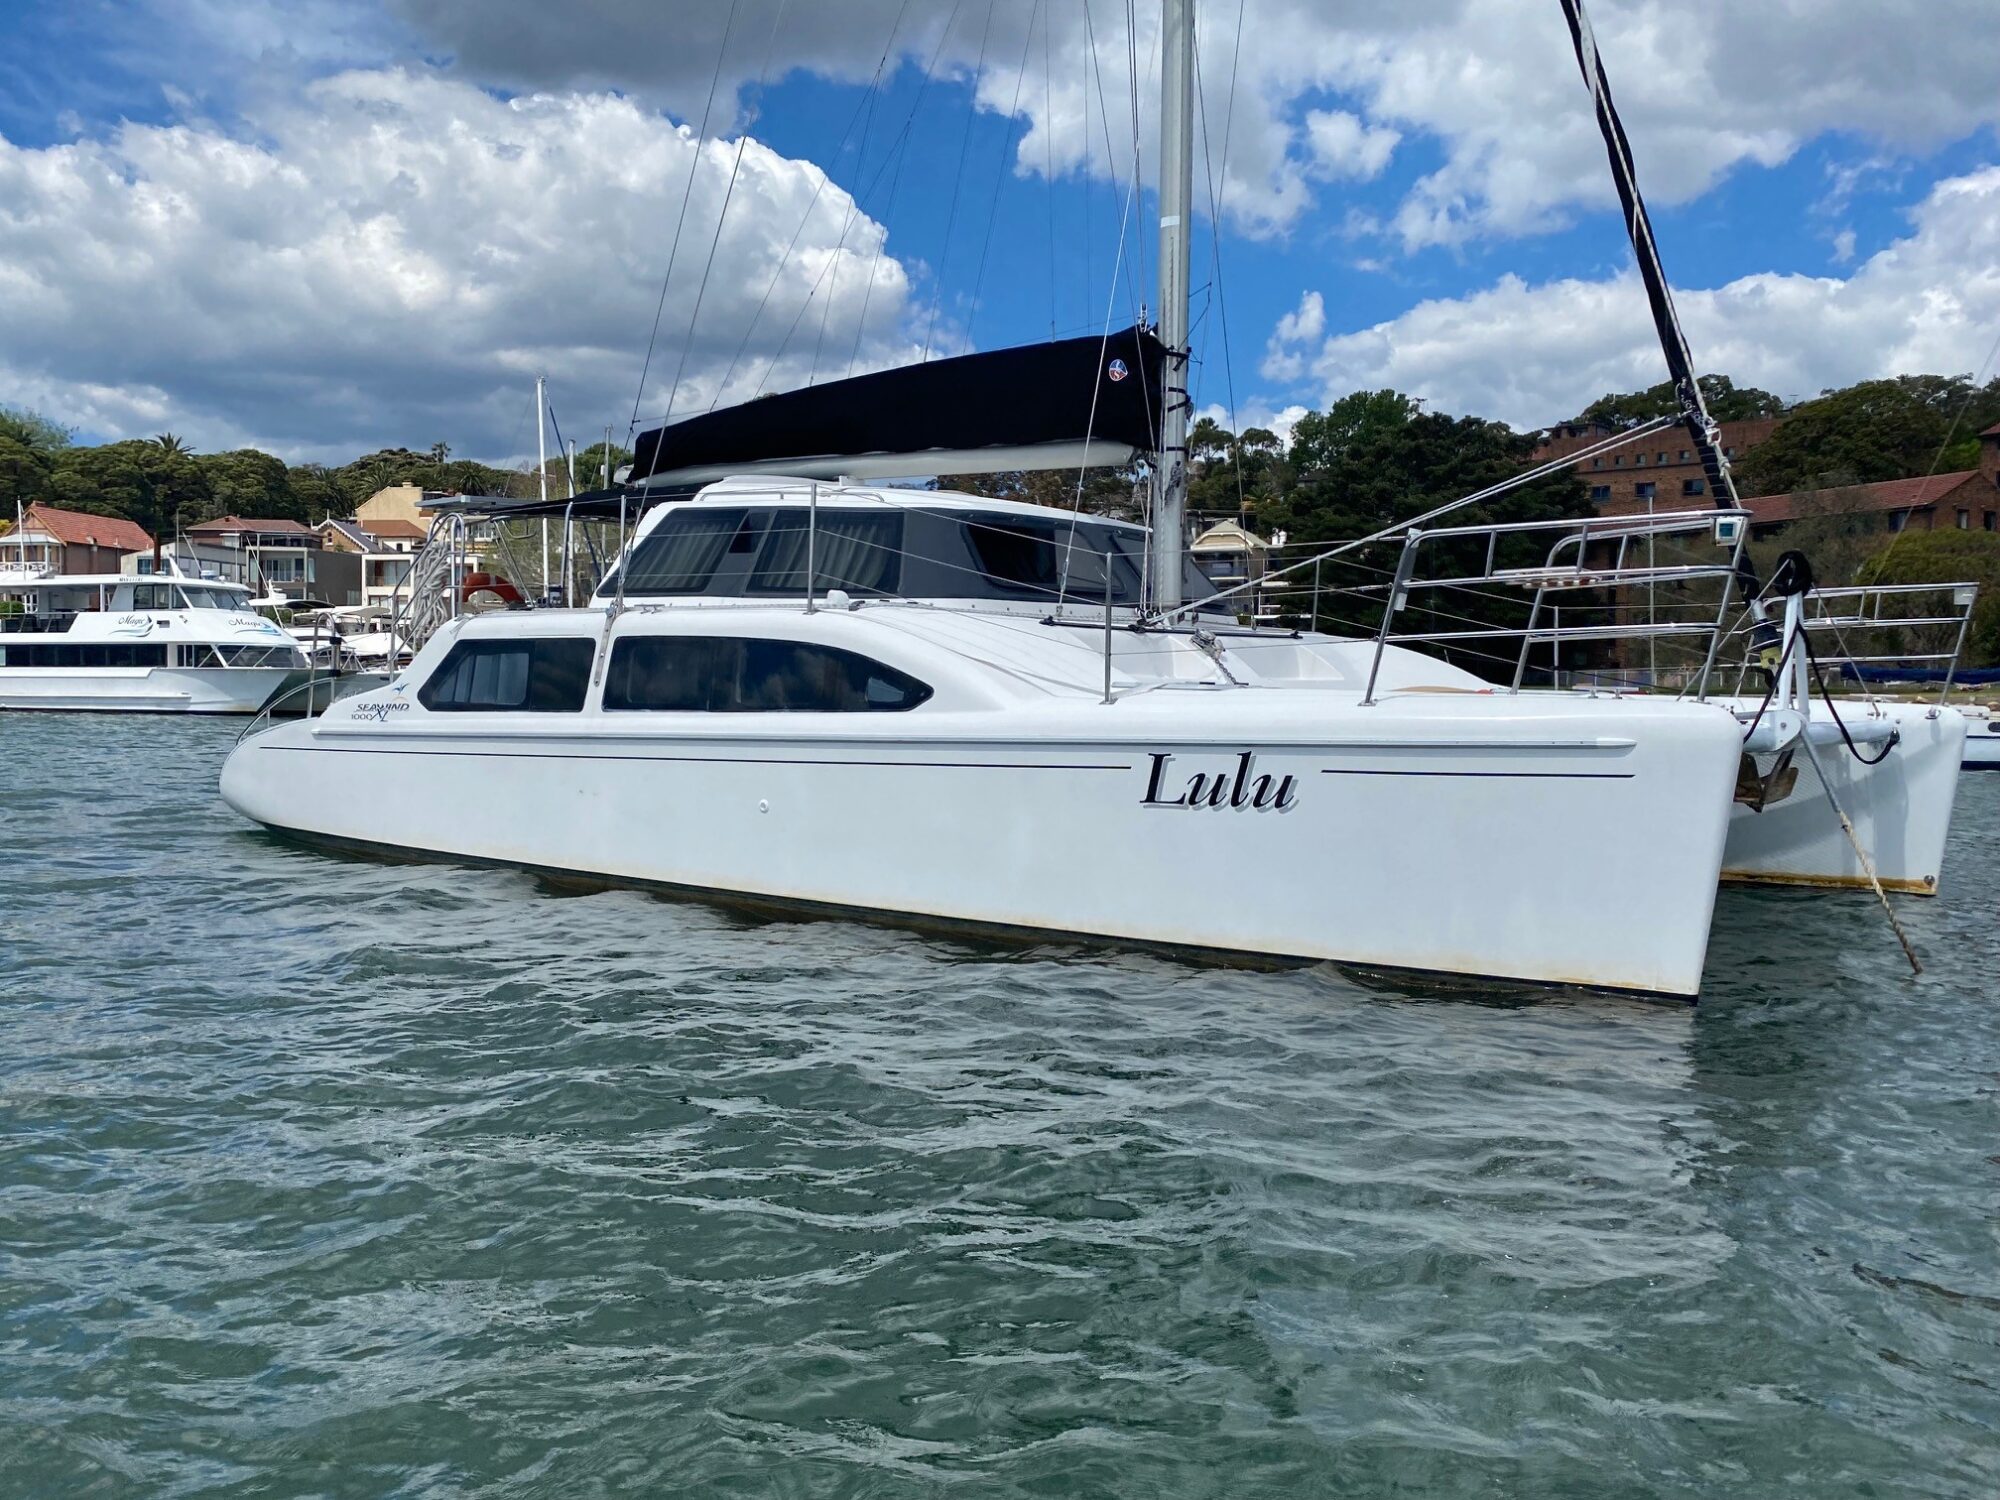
[348,700,410,723]
[1141,752,1297,811]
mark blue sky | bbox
[2,0,1998,461]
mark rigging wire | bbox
[628,0,741,441]
[708,0,913,410]
[656,0,792,432]
[1043,0,1057,339]
[964,0,1043,349]
[837,0,968,381]
[1190,0,1248,523]
[921,0,998,361]
[720,0,955,402]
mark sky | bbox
[1,0,1998,467]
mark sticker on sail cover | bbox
[1106,358,1128,383]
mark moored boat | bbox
[223,482,1746,996]
[0,572,313,714]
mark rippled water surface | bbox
[4,714,1998,1497]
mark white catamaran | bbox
[220,0,1964,993]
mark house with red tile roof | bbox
[0,502,155,577]
[1741,425,2000,539]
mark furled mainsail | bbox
[628,326,1166,487]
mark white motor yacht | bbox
[0,572,312,714]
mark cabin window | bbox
[212,644,302,667]
[604,636,933,713]
[962,515,1147,604]
[419,637,594,712]
[0,642,169,668]
[131,583,177,609]
[747,512,903,595]
[617,508,747,594]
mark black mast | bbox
[1558,0,1744,521]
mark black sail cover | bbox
[629,325,1166,485]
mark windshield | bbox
[599,504,1220,610]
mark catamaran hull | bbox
[1722,703,1966,893]
[0,666,300,714]
[222,711,1742,997]
[1960,712,2000,769]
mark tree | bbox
[152,432,191,458]
[0,405,73,452]
[197,448,297,523]
[1251,390,1596,664]
[1735,376,2000,497]
[1579,375,1787,430]
[0,437,55,515]
[47,439,211,544]
[1186,420,1293,525]
[572,441,635,490]
[1855,530,2000,669]
[938,466,1144,521]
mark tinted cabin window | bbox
[604,637,932,713]
[962,514,1146,605]
[618,508,745,594]
[748,512,902,595]
[419,637,594,712]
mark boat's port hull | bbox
[222,706,1743,997]
[1721,702,1965,893]
[0,666,300,714]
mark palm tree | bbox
[153,432,191,457]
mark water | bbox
[3,715,1997,1498]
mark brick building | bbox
[1742,422,2000,538]
[1533,417,1782,517]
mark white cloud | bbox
[371,0,2000,248]
[1279,165,2000,427]
[0,68,923,461]
[1261,290,1325,381]
[1302,109,1399,182]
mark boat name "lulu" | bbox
[1141,751,1298,812]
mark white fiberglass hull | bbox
[1958,710,2000,768]
[0,666,302,714]
[223,695,1743,997]
[1722,702,1965,894]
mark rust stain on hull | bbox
[1721,869,1938,896]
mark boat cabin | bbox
[596,482,1223,613]
[1,576,256,633]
